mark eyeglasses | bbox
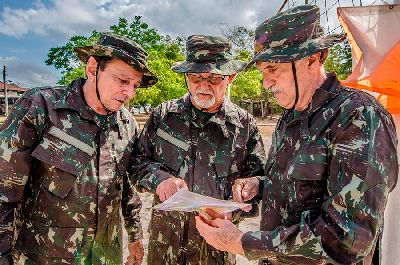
[187,73,227,85]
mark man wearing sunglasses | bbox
[132,35,267,264]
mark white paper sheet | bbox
[153,189,250,215]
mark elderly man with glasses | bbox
[131,35,267,265]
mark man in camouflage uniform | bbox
[196,5,398,265]
[0,33,157,264]
[131,35,266,264]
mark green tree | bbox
[220,24,254,55]
[46,16,187,107]
[46,33,100,73]
[46,16,163,84]
[324,41,352,80]
[134,37,186,107]
[220,25,284,114]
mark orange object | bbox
[337,4,400,113]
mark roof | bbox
[0,81,29,92]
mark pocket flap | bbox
[154,128,187,172]
[32,126,93,178]
[288,147,328,181]
[15,220,85,258]
[32,126,94,198]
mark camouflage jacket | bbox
[132,94,266,265]
[242,74,398,265]
[0,78,142,264]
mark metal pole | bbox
[3,66,8,116]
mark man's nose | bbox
[263,76,275,89]
[198,79,211,88]
[123,85,137,98]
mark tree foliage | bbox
[46,19,353,115]
[220,24,254,55]
[46,16,187,107]
[324,41,352,80]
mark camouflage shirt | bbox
[0,78,142,264]
[132,94,266,265]
[242,74,398,264]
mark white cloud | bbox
[0,0,392,88]
[0,0,389,40]
[0,56,58,88]
[0,0,280,39]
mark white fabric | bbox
[337,5,400,80]
[382,114,400,265]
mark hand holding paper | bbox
[153,189,251,218]
[156,177,188,202]
[232,176,259,202]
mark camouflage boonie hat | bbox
[171,35,246,75]
[249,5,343,65]
[75,33,158,88]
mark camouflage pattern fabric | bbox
[131,94,267,264]
[75,32,158,88]
[248,5,343,65]
[241,74,398,264]
[172,35,247,75]
[0,78,143,264]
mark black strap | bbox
[291,62,299,111]
[95,64,112,114]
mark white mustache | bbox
[270,87,282,93]
[195,89,214,96]
[115,95,129,102]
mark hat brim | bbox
[171,59,247,75]
[246,34,344,69]
[74,44,158,88]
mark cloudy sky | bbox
[0,0,386,88]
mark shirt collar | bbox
[54,78,129,128]
[169,93,243,128]
[285,73,340,125]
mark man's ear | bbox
[86,56,98,82]
[307,53,320,67]
[228,73,237,83]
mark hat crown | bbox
[186,35,233,63]
[98,33,148,61]
[254,5,323,55]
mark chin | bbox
[107,105,122,112]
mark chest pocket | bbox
[32,126,94,198]
[283,142,328,226]
[153,127,187,173]
[213,148,240,199]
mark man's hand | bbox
[198,208,232,221]
[232,177,259,202]
[125,240,144,265]
[156,177,188,202]
[195,215,244,255]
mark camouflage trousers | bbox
[147,211,236,265]
[13,251,119,265]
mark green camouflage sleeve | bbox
[242,105,398,264]
[122,126,143,242]
[0,93,46,256]
[131,108,173,192]
[243,119,267,178]
[234,120,267,220]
